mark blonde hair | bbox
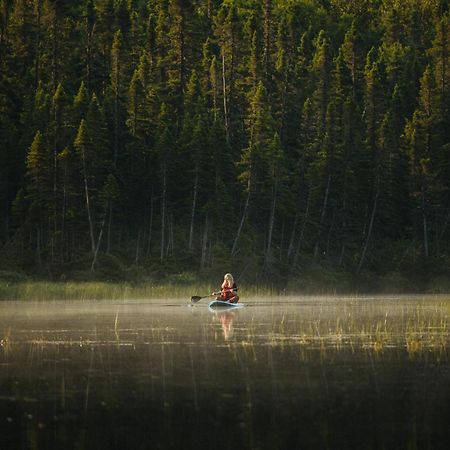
[222,273,234,287]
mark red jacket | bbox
[220,282,237,300]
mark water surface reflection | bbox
[0,296,449,449]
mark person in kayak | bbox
[213,273,239,303]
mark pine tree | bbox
[403,65,436,258]
[356,47,386,273]
[263,132,286,266]
[154,103,174,261]
[23,129,52,262]
[26,129,50,212]
[429,13,450,247]
[232,81,274,256]
[74,119,96,254]
[110,29,124,165]
[72,81,89,133]
[81,0,96,92]
[214,1,239,146]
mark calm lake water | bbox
[0,295,449,450]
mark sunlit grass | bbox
[0,281,209,301]
[0,280,278,301]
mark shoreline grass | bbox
[1,280,450,302]
[0,280,282,301]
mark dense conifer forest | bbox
[0,0,449,291]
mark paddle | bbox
[191,293,216,303]
[191,288,238,303]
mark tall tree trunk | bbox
[221,50,229,142]
[293,194,310,266]
[61,163,67,262]
[91,206,108,271]
[178,7,186,113]
[339,193,348,266]
[36,228,42,267]
[421,186,429,258]
[34,0,42,87]
[325,208,336,255]
[85,15,92,92]
[313,173,331,262]
[189,168,199,252]
[211,59,218,120]
[135,229,141,263]
[81,156,96,254]
[113,94,119,165]
[50,6,59,91]
[357,188,379,274]
[146,193,154,260]
[287,210,299,261]
[160,162,167,261]
[265,178,278,266]
[201,215,209,269]
[263,0,271,82]
[232,180,251,257]
[52,96,60,262]
[107,202,113,253]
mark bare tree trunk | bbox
[189,168,199,252]
[339,196,348,267]
[81,156,96,254]
[201,216,209,269]
[221,51,229,142]
[287,211,298,261]
[293,195,310,266]
[106,203,113,253]
[61,164,67,261]
[135,229,141,264]
[422,187,429,258]
[313,173,331,262]
[36,228,42,266]
[146,194,154,260]
[325,208,336,255]
[166,212,174,257]
[160,163,167,261]
[231,180,251,257]
[91,206,108,271]
[265,178,278,266]
[357,188,379,275]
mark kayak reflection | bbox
[216,310,237,340]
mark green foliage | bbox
[0,0,449,292]
[0,270,28,283]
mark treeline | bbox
[0,0,449,290]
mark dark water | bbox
[0,296,449,450]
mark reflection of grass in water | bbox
[0,281,276,301]
[1,297,448,361]
[239,303,449,354]
[0,327,11,356]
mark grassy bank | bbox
[1,266,450,301]
[0,280,280,301]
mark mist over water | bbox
[1,296,449,449]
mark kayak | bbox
[208,300,244,311]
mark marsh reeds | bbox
[0,281,280,301]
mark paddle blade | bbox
[191,295,202,303]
